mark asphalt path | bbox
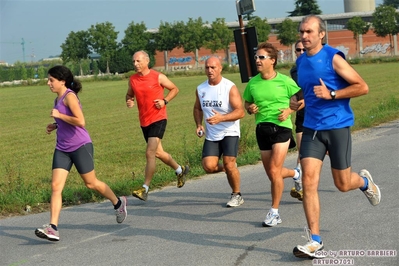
[1,121,398,266]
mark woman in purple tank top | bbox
[35,66,127,242]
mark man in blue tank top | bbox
[290,15,381,259]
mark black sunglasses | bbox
[296,48,306,52]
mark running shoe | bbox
[262,211,282,227]
[293,227,325,259]
[177,165,189,188]
[226,193,244,207]
[290,187,303,201]
[115,196,127,223]
[290,168,303,201]
[133,187,148,201]
[35,224,60,241]
[359,169,381,206]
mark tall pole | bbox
[21,38,26,62]
[236,0,252,78]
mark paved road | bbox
[1,121,398,266]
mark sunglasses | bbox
[296,48,306,52]
[254,55,270,60]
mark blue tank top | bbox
[54,89,91,152]
[297,44,354,130]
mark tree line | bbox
[1,1,398,83]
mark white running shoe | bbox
[115,196,127,223]
[226,193,244,207]
[290,168,303,201]
[359,169,381,206]
[262,211,282,227]
[293,227,325,259]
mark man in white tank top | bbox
[193,57,245,207]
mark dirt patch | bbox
[0,203,51,220]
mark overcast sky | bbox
[0,0,383,64]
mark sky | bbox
[0,0,383,64]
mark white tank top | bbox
[197,77,240,141]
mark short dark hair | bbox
[257,42,278,68]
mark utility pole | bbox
[234,0,257,83]
[21,38,26,62]
[236,0,252,78]
[30,48,36,63]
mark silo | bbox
[344,0,376,12]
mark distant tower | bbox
[344,0,376,12]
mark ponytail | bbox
[48,65,82,94]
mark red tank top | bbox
[129,70,167,127]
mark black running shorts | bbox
[256,122,296,151]
[141,119,167,142]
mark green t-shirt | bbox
[243,72,300,129]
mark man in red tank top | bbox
[126,50,189,201]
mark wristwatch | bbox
[163,99,169,105]
[330,90,336,100]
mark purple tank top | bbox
[54,89,91,152]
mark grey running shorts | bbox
[202,136,239,158]
[52,143,95,174]
[300,127,351,170]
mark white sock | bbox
[296,163,301,170]
[143,184,149,193]
[293,169,300,179]
[270,208,279,214]
[175,165,182,175]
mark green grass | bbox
[1,63,399,216]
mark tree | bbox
[20,65,28,80]
[121,22,153,57]
[372,5,399,55]
[346,16,370,56]
[179,17,207,69]
[244,13,256,21]
[155,21,185,71]
[60,30,90,76]
[2,68,9,82]
[7,67,15,81]
[98,48,133,74]
[383,0,399,8]
[12,62,26,80]
[288,0,322,17]
[26,65,35,79]
[37,66,46,79]
[203,18,234,64]
[91,60,99,75]
[276,18,300,61]
[247,16,271,43]
[88,22,119,74]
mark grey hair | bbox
[134,50,150,60]
[301,15,326,33]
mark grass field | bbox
[1,62,398,216]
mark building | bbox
[151,10,399,70]
[344,0,376,12]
